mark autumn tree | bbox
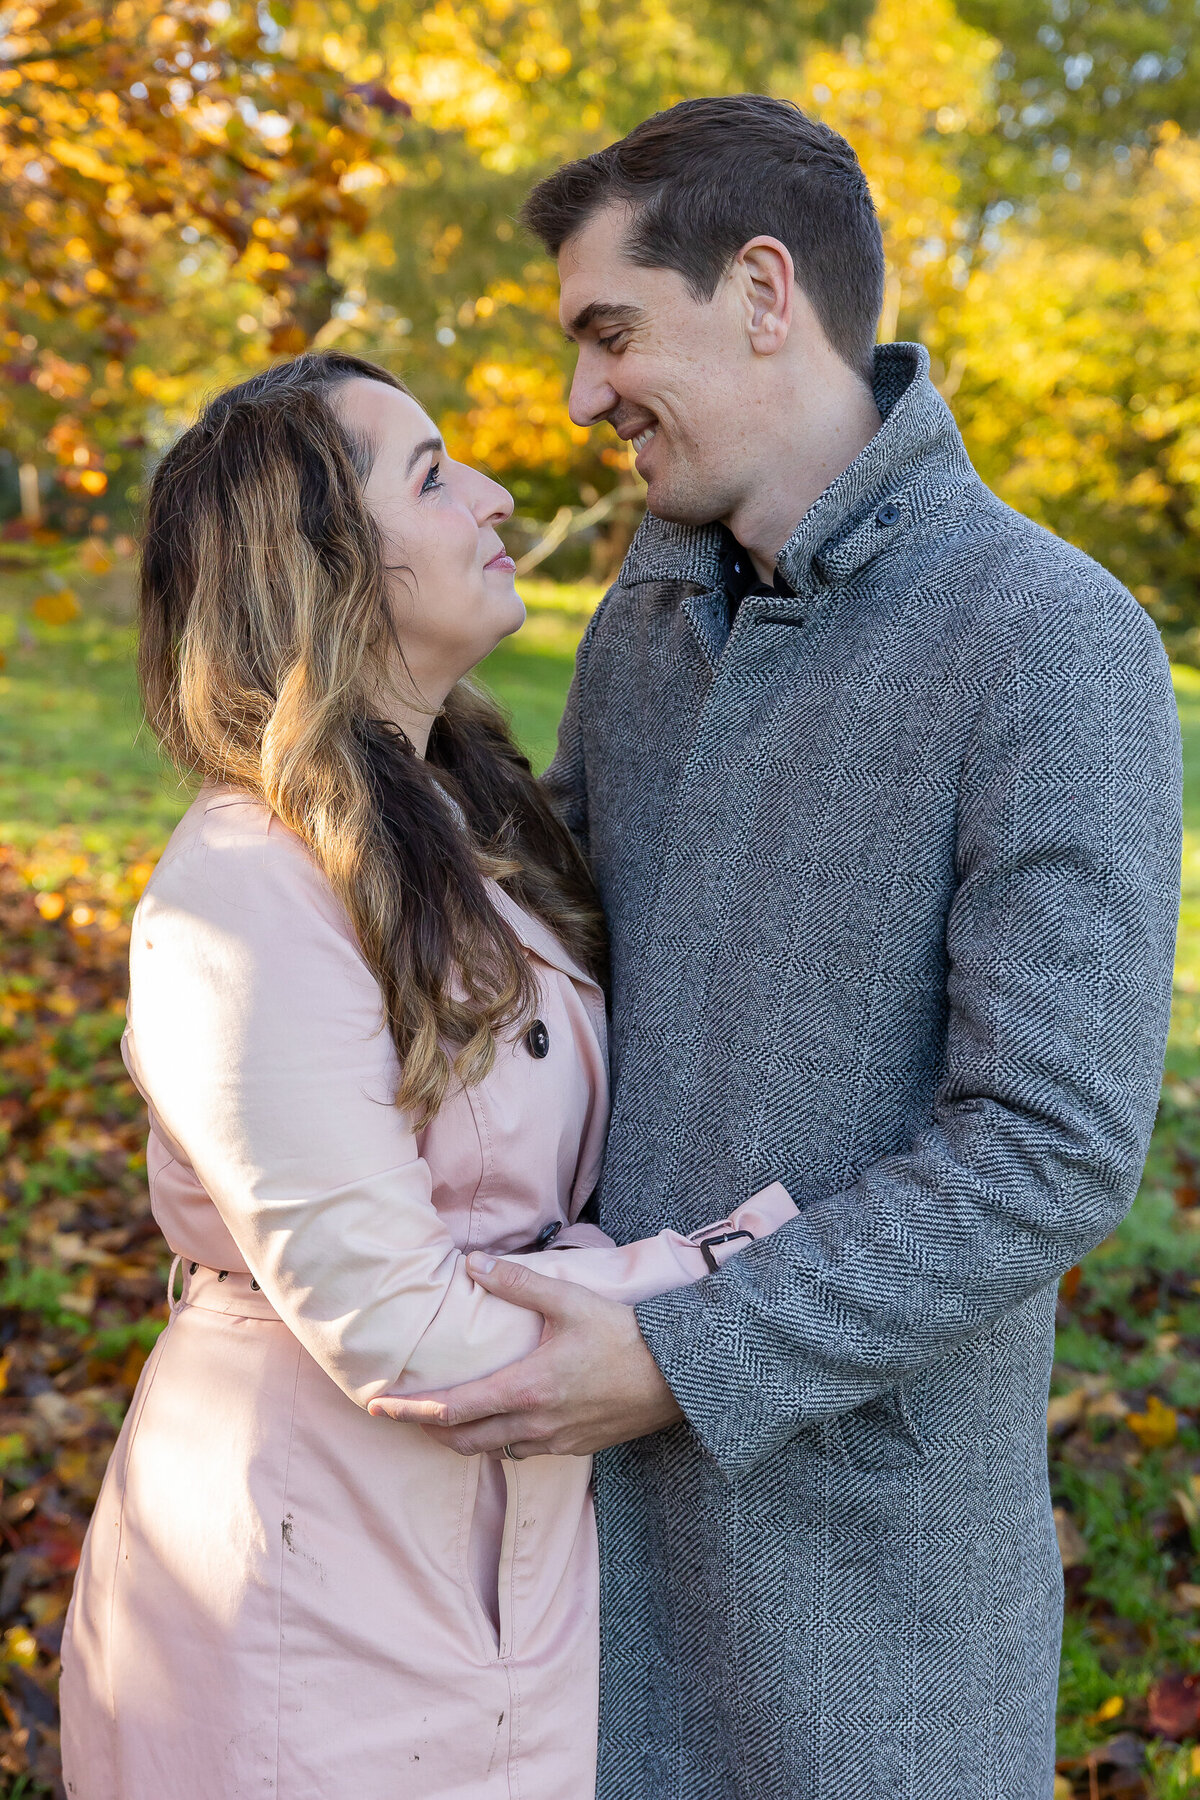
[0,0,406,531]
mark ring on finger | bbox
[501,1442,518,1461]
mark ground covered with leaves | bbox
[0,848,161,1795]
[3,600,1200,1796]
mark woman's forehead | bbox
[336,378,436,448]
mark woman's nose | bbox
[477,476,514,527]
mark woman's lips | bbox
[484,552,516,573]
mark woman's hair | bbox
[139,349,606,1126]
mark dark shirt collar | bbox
[719,528,796,609]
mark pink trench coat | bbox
[60,789,795,1800]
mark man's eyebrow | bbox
[405,435,443,475]
[563,301,646,341]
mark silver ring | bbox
[502,1443,518,1461]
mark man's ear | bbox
[737,237,794,356]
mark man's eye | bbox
[598,336,626,354]
[421,460,442,493]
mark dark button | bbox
[876,500,901,527]
[250,1279,260,1291]
[189,1261,198,1274]
[533,1221,563,1251]
[217,1270,228,1282]
[526,1019,550,1059]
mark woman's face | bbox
[335,378,524,729]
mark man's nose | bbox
[568,354,619,430]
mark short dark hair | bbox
[521,95,885,383]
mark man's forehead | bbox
[556,203,644,330]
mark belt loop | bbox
[167,1254,184,1314]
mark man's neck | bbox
[725,370,883,585]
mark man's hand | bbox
[368,1253,683,1457]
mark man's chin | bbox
[644,482,724,530]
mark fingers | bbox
[420,1414,533,1458]
[368,1394,452,1424]
[367,1395,551,1459]
[466,1252,583,1313]
[368,1362,546,1430]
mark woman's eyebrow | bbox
[406,435,444,475]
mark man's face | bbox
[559,204,758,528]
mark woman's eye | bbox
[421,460,442,493]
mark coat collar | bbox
[618,343,975,604]
[485,879,602,995]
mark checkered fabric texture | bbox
[544,343,1183,1800]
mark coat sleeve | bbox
[634,583,1183,1478]
[502,1181,799,1304]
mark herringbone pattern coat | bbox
[544,344,1182,1800]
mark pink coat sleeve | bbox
[498,1183,798,1303]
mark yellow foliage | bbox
[447,358,592,474]
[31,589,81,625]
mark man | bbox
[393,96,1182,1797]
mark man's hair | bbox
[521,95,885,383]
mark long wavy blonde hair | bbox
[139,350,606,1126]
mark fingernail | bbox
[467,1253,496,1276]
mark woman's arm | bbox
[128,813,557,1408]
[499,1182,798,1305]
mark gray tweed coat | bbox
[544,343,1182,1800]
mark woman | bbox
[59,350,795,1800]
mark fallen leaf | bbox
[1056,1732,1148,1799]
[1048,1389,1088,1434]
[1127,1394,1177,1451]
[1,1628,37,1671]
[1054,1507,1089,1571]
[1087,1694,1125,1725]
[1088,1392,1131,1424]
[1147,1671,1200,1738]
[1060,1265,1084,1303]
[1175,1147,1200,1208]
[1175,1583,1200,1608]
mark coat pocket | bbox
[828,1386,927,1470]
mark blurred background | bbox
[2,1,1200,1794]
